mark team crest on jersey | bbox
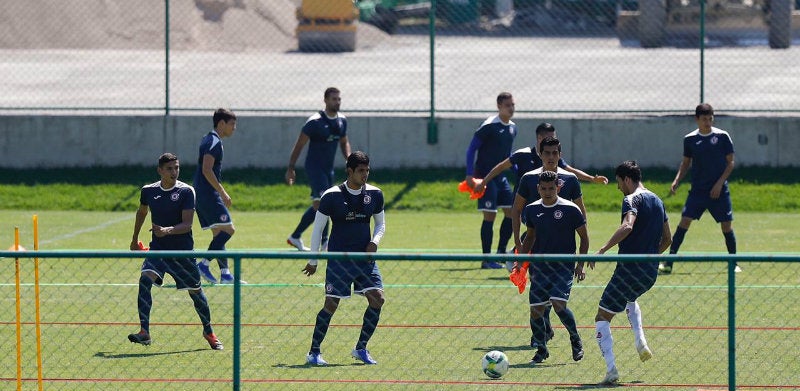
[363,194,371,204]
[553,210,563,220]
[220,214,228,222]
[558,178,565,187]
[710,135,719,145]
[170,192,180,202]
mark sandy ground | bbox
[0,0,388,51]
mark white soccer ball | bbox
[481,350,509,379]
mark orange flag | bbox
[458,178,486,200]
[509,261,529,294]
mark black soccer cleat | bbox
[571,337,584,362]
[128,331,152,346]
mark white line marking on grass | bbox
[39,215,130,245]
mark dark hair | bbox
[535,122,555,136]
[695,103,714,117]
[213,108,236,128]
[324,87,340,99]
[346,151,370,170]
[496,92,513,105]
[538,170,558,184]
[539,136,562,153]
[158,152,178,167]
[615,160,642,183]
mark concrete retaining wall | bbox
[1,114,797,169]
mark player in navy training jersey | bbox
[286,87,351,252]
[514,137,586,250]
[661,103,738,274]
[465,92,517,269]
[518,170,589,365]
[476,122,608,196]
[302,151,386,366]
[511,136,586,345]
[128,153,222,350]
[593,160,672,385]
[193,108,243,284]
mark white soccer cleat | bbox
[734,265,742,273]
[599,367,619,386]
[636,342,653,362]
[287,236,310,251]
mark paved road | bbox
[2,34,799,115]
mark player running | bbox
[128,153,223,350]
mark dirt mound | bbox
[0,0,387,51]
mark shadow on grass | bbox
[554,380,645,389]
[94,348,207,359]
[272,363,355,369]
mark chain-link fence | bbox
[1,0,798,115]
[2,251,799,390]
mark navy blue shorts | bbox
[307,167,335,201]
[598,265,657,313]
[324,260,383,298]
[196,194,233,229]
[141,257,201,290]
[682,190,733,223]
[529,262,575,306]
[477,176,514,212]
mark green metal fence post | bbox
[699,0,705,104]
[233,256,242,390]
[427,0,438,145]
[728,259,736,390]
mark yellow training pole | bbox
[14,227,22,391]
[33,215,43,391]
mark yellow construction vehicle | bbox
[296,0,359,52]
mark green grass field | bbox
[1,167,798,390]
[2,209,799,390]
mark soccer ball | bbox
[481,350,509,379]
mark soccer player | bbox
[302,151,386,366]
[193,108,243,284]
[660,103,739,274]
[128,153,223,350]
[465,92,517,269]
[518,170,589,365]
[285,87,351,252]
[593,160,672,385]
[513,136,586,251]
[475,122,608,196]
[512,136,586,344]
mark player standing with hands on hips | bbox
[593,160,671,385]
[193,108,244,284]
[128,153,223,350]
[660,103,739,274]
[286,87,351,252]
[302,151,386,366]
